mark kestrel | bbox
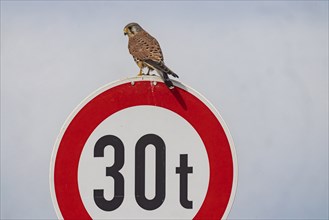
[123,22,179,89]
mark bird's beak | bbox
[123,27,128,36]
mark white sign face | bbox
[78,106,210,219]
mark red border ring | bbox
[50,76,237,219]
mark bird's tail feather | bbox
[162,72,175,89]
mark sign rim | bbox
[49,76,238,219]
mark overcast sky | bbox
[1,1,328,219]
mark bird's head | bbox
[124,23,143,37]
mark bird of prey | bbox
[123,22,179,89]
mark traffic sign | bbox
[50,76,237,219]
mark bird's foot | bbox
[137,70,143,76]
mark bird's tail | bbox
[162,72,175,89]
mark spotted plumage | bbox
[124,22,178,89]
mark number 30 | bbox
[93,134,166,211]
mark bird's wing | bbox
[128,32,163,62]
[144,59,179,78]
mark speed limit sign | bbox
[50,76,237,219]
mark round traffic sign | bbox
[50,76,237,219]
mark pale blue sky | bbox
[1,1,328,219]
